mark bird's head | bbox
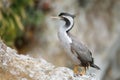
[52,12,75,32]
[58,12,75,19]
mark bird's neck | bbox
[58,27,72,44]
[63,17,74,32]
[58,16,74,44]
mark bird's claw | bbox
[74,73,83,77]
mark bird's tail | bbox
[90,58,100,70]
[91,64,100,70]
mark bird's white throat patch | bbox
[64,32,72,43]
[58,28,72,44]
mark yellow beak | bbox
[51,16,62,20]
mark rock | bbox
[0,41,97,80]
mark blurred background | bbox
[0,0,120,80]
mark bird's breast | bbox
[58,31,81,65]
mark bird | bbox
[51,12,100,76]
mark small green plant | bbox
[0,0,44,47]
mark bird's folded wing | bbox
[70,38,92,62]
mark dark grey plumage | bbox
[70,34,100,69]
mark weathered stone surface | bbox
[0,41,97,80]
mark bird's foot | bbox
[73,65,79,77]
[79,71,86,76]
[79,67,86,76]
[73,65,86,77]
[74,71,85,77]
[74,68,86,77]
[74,73,82,77]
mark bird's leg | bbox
[84,67,87,74]
[73,65,79,76]
[80,67,86,76]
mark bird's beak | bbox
[51,16,62,20]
